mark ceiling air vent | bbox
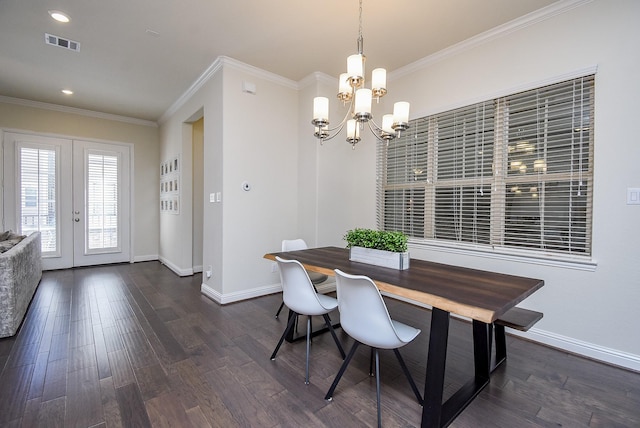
[44,33,81,52]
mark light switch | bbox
[209,193,216,203]
[627,188,640,205]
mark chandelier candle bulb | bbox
[346,119,361,147]
[313,97,329,123]
[315,126,329,139]
[338,73,352,101]
[355,88,372,119]
[347,119,359,139]
[382,114,395,134]
[371,68,387,99]
[347,54,364,82]
[393,102,410,124]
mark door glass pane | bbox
[19,147,57,253]
[87,153,119,250]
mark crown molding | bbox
[298,72,336,90]
[221,56,299,90]
[158,57,224,124]
[0,95,158,127]
[391,0,594,80]
[159,56,299,125]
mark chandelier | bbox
[311,0,410,149]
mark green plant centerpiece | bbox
[344,228,410,270]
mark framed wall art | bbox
[160,155,180,214]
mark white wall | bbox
[218,63,299,297]
[159,0,639,370]
[314,0,640,369]
[159,58,300,301]
[0,100,160,261]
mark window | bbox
[86,152,119,251]
[378,75,594,259]
[18,146,58,253]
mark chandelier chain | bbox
[358,0,363,41]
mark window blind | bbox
[18,146,58,253]
[432,102,495,245]
[378,117,429,237]
[378,75,594,258]
[87,153,119,250]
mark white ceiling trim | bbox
[391,0,594,80]
[298,72,336,91]
[159,56,299,125]
[158,56,224,125]
[0,95,158,128]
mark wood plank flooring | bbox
[1,261,639,427]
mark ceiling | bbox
[0,0,561,123]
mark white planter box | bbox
[349,246,410,270]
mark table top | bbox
[265,246,544,324]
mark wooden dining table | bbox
[264,246,544,427]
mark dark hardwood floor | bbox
[1,261,638,427]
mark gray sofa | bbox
[0,231,42,338]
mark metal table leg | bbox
[421,309,492,427]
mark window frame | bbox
[377,73,596,270]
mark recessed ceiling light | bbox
[61,89,73,95]
[49,10,70,23]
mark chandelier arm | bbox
[366,120,386,143]
[369,117,382,132]
[367,118,396,145]
[324,100,354,134]
[319,121,349,143]
[314,95,357,143]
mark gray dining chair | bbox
[325,269,423,427]
[275,239,328,318]
[270,256,345,384]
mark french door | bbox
[3,132,131,270]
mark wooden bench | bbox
[491,307,543,371]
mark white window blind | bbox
[18,146,58,254]
[378,75,594,258]
[379,117,429,238]
[87,153,119,250]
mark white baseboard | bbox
[510,328,640,373]
[133,254,158,262]
[200,279,336,305]
[200,283,222,303]
[158,256,194,277]
[201,282,281,304]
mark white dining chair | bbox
[325,269,423,427]
[275,239,328,318]
[270,256,345,384]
